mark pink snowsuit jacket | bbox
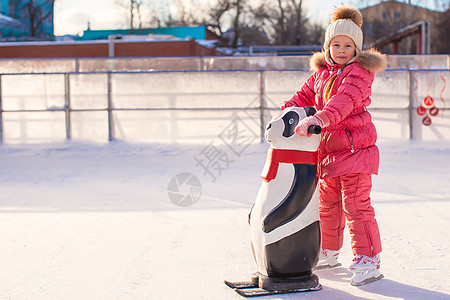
[283,49,388,179]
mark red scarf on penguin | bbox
[261,148,318,182]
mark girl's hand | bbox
[295,112,329,136]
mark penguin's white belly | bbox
[250,163,320,276]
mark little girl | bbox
[281,5,387,286]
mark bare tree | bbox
[251,0,322,45]
[134,0,143,30]
[153,0,323,46]
[169,0,251,47]
[9,0,55,39]
[276,0,287,43]
[116,0,144,32]
[208,0,232,35]
[231,0,248,48]
[166,0,206,27]
[205,0,251,48]
[292,0,302,44]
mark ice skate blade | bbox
[314,262,342,270]
[351,274,384,286]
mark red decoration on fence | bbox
[416,72,447,127]
[440,72,446,117]
[429,106,439,116]
[422,116,432,126]
[423,96,434,106]
[417,94,440,126]
[417,106,427,116]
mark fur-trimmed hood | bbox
[310,48,388,73]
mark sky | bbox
[53,0,448,36]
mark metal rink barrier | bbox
[0,55,448,144]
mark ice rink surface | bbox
[1,139,449,299]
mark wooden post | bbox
[393,42,399,54]
[417,32,422,54]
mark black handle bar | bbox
[308,125,322,134]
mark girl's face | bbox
[330,35,356,65]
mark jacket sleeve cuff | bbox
[315,111,331,128]
[280,101,295,110]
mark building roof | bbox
[360,0,445,13]
[78,25,210,41]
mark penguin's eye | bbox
[282,111,299,137]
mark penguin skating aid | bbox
[225,107,323,297]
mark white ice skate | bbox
[314,249,341,270]
[349,254,384,286]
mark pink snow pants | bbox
[319,173,382,257]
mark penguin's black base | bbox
[258,272,321,291]
[225,272,322,297]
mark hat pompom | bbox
[331,5,363,27]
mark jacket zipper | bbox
[325,66,343,103]
[319,66,335,109]
[344,126,355,153]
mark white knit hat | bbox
[323,5,363,65]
